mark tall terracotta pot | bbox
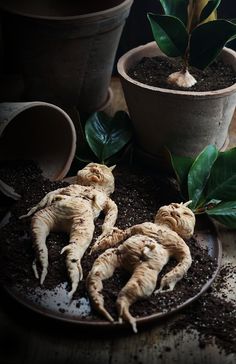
[0,0,133,114]
[117,41,236,157]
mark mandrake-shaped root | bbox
[87,238,163,333]
[86,248,119,323]
[87,202,196,333]
[86,270,114,322]
[31,257,48,285]
[61,243,84,299]
[90,227,126,254]
[117,298,137,333]
[19,163,118,297]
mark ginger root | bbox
[87,202,195,332]
[20,163,118,298]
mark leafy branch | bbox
[170,145,236,228]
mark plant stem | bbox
[187,0,197,33]
[183,0,198,73]
[181,1,207,78]
[182,49,189,73]
[193,207,206,214]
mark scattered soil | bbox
[0,160,235,355]
[169,263,236,355]
[128,56,236,92]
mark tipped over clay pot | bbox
[0,102,76,181]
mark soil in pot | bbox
[1,160,235,357]
[128,56,236,92]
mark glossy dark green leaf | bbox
[171,154,194,186]
[200,0,221,23]
[159,0,189,26]
[205,148,236,201]
[85,111,133,164]
[147,13,188,57]
[189,20,236,69]
[188,145,218,209]
[206,201,236,228]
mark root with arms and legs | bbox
[20,163,118,298]
[87,236,169,332]
[87,202,195,332]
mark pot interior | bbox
[0,104,75,180]
[0,0,125,17]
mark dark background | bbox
[0,1,235,86]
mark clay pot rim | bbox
[117,41,236,99]
[0,0,133,22]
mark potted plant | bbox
[117,0,236,157]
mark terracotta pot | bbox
[0,102,76,181]
[0,0,133,114]
[117,41,236,157]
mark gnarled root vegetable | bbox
[86,248,119,322]
[88,202,195,332]
[90,227,126,254]
[20,163,118,297]
[30,197,95,296]
[87,235,169,333]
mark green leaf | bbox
[189,20,236,69]
[205,148,236,201]
[206,201,236,228]
[171,154,194,186]
[159,0,189,26]
[200,0,221,23]
[188,145,218,209]
[147,13,189,57]
[85,111,133,164]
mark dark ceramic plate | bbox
[3,215,222,330]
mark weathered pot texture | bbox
[117,41,236,157]
[0,0,133,114]
[0,102,76,181]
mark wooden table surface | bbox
[0,81,236,364]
